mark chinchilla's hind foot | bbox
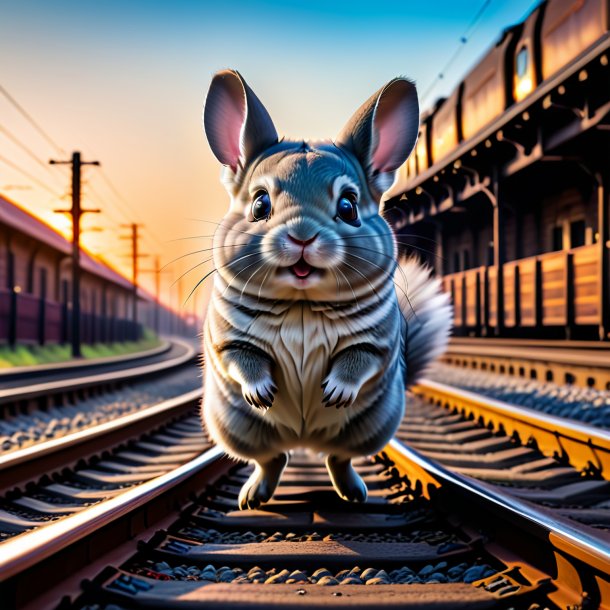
[238,452,289,510]
[326,454,368,503]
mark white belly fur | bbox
[262,302,352,443]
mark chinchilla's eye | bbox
[251,190,272,221]
[336,191,360,226]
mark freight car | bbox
[386,0,610,340]
[401,0,609,173]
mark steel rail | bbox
[0,444,223,581]
[386,438,610,575]
[413,378,610,477]
[0,338,197,404]
[0,388,203,472]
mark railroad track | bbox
[0,338,199,456]
[2,375,609,609]
[0,337,196,403]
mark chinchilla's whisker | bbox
[355,238,444,262]
[222,249,279,297]
[341,259,381,305]
[394,242,445,261]
[169,234,217,242]
[257,254,280,304]
[343,251,416,323]
[344,249,408,300]
[225,257,265,297]
[346,244,413,310]
[186,249,270,305]
[242,256,281,334]
[343,244,412,303]
[335,266,359,310]
[339,231,441,246]
[241,260,270,301]
[184,267,218,305]
[334,232,444,260]
[170,234,262,243]
[161,246,238,271]
[393,233,440,245]
[330,268,342,303]
[171,256,214,288]
[187,218,261,239]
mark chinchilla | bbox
[201,69,452,509]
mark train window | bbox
[570,220,585,249]
[516,47,529,78]
[453,252,460,272]
[551,226,563,251]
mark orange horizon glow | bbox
[2,192,195,318]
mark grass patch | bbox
[0,330,162,368]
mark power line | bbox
[0,84,65,155]
[420,0,494,106]
[97,169,165,247]
[83,180,127,224]
[0,84,165,256]
[0,153,62,198]
[0,123,64,182]
[81,179,158,260]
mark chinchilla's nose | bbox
[288,233,318,247]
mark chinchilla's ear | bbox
[335,78,419,197]
[203,69,278,172]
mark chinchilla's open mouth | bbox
[290,256,317,279]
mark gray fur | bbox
[201,70,452,508]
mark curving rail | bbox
[0,337,197,404]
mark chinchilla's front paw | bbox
[321,374,360,409]
[241,376,277,411]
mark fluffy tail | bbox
[395,257,453,386]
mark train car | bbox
[415,109,433,174]
[512,2,546,102]
[540,0,610,81]
[461,24,521,141]
[430,87,461,164]
[399,0,610,182]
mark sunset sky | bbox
[1,0,536,315]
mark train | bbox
[398,0,610,181]
[386,0,610,340]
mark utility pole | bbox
[120,223,147,340]
[141,256,170,335]
[51,152,100,358]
